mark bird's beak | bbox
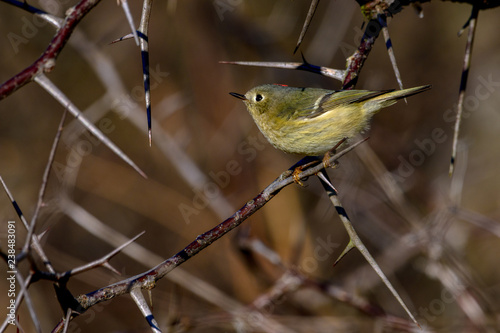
[229,92,247,100]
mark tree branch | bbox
[0,0,101,100]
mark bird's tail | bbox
[377,85,431,102]
[364,85,431,114]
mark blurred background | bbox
[1,0,500,332]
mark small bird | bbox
[230,84,431,156]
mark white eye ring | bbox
[255,94,264,102]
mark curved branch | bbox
[51,139,366,332]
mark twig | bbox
[0,177,30,230]
[0,0,102,99]
[34,74,147,178]
[24,110,67,255]
[58,196,289,333]
[449,4,479,176]
[342,18,380,89]
[0,0,147,178]
[377,12,405,93]
[62,308,72,333]
[293,0,320,54]
[118,0,139,45]
[0,0,62,28]
[316,169,420,328]
[63,232,145,277]
[239,236,407,322]
[220,59,345,82]
[50,139,366,331]
[109,0,154,145]
[138,0,154,146]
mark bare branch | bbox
[51,139,365,327]
[220,59,345,82]
[24,110,67,255]
[118,0,139,45]
[0,0,102,99]
[63,232,145,277]
[342,19,379,89]
[138,0,154,146]
[450,4,479,176]
[317,170,420,328]
[34,74,147,178]
[293,0,320,54]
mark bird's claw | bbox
[292,167,307,186]
[322,137,347,169]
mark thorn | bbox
[37,229,50,240]
[449,156,455,177]
[377,13,405,98]
[316,171,338,194]
[300,51,310,66]
[411,2,424,19]
[118,0,139,45]
[458,14,472,37]
[450,4,478,177]
[294,0,320,54]
[136,166,148,179]
[103,262,121,275]
[148,289,153,308]
[333,241,355,266]
[109,33,135,44]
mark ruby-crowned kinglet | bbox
[230,84,430,155]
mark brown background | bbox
[1,1,500,332]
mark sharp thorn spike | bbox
[103,262,121,275]
[316,171,338,194]
[333,241,355,267]
[300,51,308,64]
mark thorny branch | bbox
[51,140,366,332]
[0,0,101,99]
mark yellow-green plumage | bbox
[231,84,431,155]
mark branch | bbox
[342,18,381,89]
[449,4,479,176]
[51,139,366,331]
[0,0,101,100]
[220,58,345,82]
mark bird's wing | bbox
[298,89,393,119]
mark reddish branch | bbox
[0,0,101,100]
[342,19,380,89]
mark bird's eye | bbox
[255,94,263,102]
